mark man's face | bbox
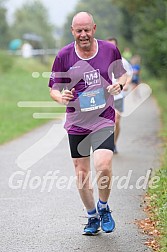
[71,22,96,50]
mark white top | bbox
[113,57,133,100]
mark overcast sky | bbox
[4,0,79,26]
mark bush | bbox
[0,51,14,72]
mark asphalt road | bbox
[0,94,162,252]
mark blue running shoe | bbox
[83,217,100,235]
[97,205,115,233]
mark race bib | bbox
[77,69,106,112]
[78,87,106,112]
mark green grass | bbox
[145,75,167,251]
[0,55,65,144]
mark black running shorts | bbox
[68,127,114,158]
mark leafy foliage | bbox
[0,6,10,48]
[133,1,167,77]
[113,0,167,77]
[10,0,55,48]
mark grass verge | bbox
[0,55,65,144]
[142,75,167,251]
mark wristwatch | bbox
[119,84,124,90]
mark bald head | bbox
[71,12,96,51]
[72,12,95,27]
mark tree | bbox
[113,0,167,77]
[0,0,10,49]
[10,0,55,49]
[133,0,167,76]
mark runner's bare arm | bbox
[50,88,75,105]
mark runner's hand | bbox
[107,83,122,95]
[62,88,75,105]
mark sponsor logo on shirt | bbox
[69,66,80,70]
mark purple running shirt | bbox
[48,39,126,135]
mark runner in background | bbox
[130,54,141,90]
[107,37,132,153]
[122,47,132,62]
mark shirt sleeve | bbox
[48,54,69,91]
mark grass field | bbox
[0,55,65,144]
[145,76,167,251]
